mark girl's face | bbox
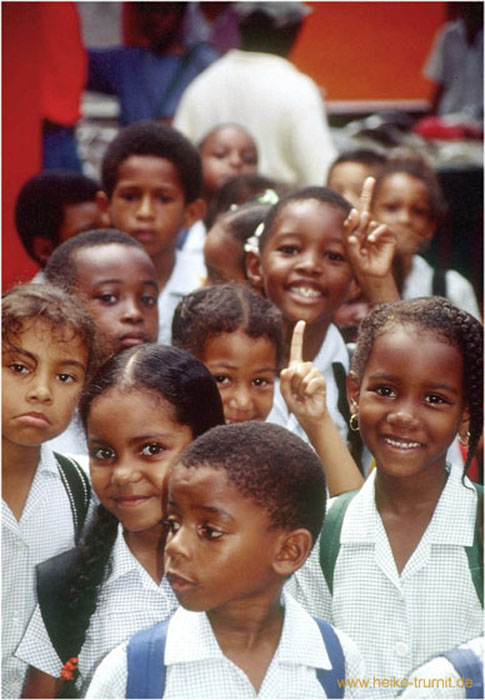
[2,319,88,449]
[200,330,277,423]
[200,126,258,198]
[72,243,159,357]
[348,326,467,480]
[251,200,353,327]
[87,387,193,534]
[372,173,435,265]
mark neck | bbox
[2,438,41,519]
[282,318,331,365]
[123,522,165,584]
[151,247,177,290]
[374,463,448,515]
[207,590,283,649]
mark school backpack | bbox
[54,452,91,545]
[319,484,483,607]
[126,615,346,698]
[441,647,484,699]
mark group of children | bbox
[3,116,483,699]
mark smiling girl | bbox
[17,345,224,697]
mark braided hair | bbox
[351,297,483,478]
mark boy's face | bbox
[58,200,101,243]
[251,200,353,327]
[72,243,159,356]
[200,126,258,198]
[372,173,435,264]
[99,155,194,259]
[328,162,375,209]
[2,319,88,449]
[164,463,284,611]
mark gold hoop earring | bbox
[349,413,359,432]
[458,431,470,447]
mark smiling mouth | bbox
[115,495,152,507]
[288,285,323,300]
[382,436,423,450]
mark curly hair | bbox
[351,297,483,477]
[177,421,326,544]
[172,283,283,369]
[258,186,352,251]
[2,283,100,383]
[101,120,202,202]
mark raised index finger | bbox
[289,320,306,366]
[358,176,375,214]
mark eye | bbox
[199,524,223,540]
[8,362,30,375]
[242,153,257,165]
[382,202,399,213]
[140,294,157,307]
[374,386,397,398]
[326,251,345,262]
[213,375,231,386]
[157,194,174,204]
[278,245,298,255]
[98,293,118,304]
[252,377,272,388]
[90,446,116,461]
[57,373,76,383]
[140,442,164,457]
[163,517,180,533]
[424,393,449,405]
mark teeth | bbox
[384,437,421,450]
[291,286,321,298]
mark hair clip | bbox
[244,221,265,254]
[256,189,279,205]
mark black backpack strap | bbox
[465,483,483,607]
[432,269,447,297]
[126,620,170,698]
[36,548,80,664]
[332,362,364,473]
[320,491,358,595]
[441,648,483,699]
[54,452,91,545]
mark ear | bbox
[31,236,55,265]
[458,406,470,444]
[245,250,265,291]
[346,370,361,415]
[96,190,112,227]
[272,528,313,576]
[183,198,206,228]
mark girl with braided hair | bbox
[289,297,483,692]
[17,344,224,698]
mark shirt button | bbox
[394,642,410,656]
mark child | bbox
[2,283,98,698]
[198,123,258,209]
[246,185,397,468]
[288,297,483,691]
[172,283,364,496]
[327,149,387,209]
[85,421,366,698]
[96,121,207,344]
[371,157,480,319]
[17,344,225,698]
[15,171,101,279]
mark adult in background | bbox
[174,2,336,187]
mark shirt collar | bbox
[165,591,332,670]
[39,444,65,475]
[106,525,170,592]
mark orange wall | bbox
[290,2,447,100]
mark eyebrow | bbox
[167,501,235,522]
[58,359,87,371]
[92,279,158,289]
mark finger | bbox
[358,176,375,214]
[289,320,306,366]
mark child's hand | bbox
[280,320,327,427]
[344,177,396,279]
[344,177,399,303]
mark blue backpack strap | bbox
[441,648,483,699]
[320,490,358,595]
[126,619,170,698]
[312,616,345,698]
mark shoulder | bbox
[85,639,128,699]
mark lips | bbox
[131,229,157,244]
[382,435,423,451]
[118,332,146,349]
[287,281,324,304]
[114,494,153,508]
[166,570,196,594]
[16,412,51,428]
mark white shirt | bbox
[403,255,481,320]
[286,467,483,696]
[400,636,484,698]
[424,19,483,120]
[86,591,366,698]
[16,525,178,695]
[157,249,206,345]
[2,446,82,698]
[174,50,336,186]
[267,323,350,444]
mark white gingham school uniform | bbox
[16,524,178,695]
[85,591,366,698]
[2,446,87,698]
[286,467,483,697]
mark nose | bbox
[120,296,143,324]
[396,206,412,225]
[295,248,322,276]
[228,150,244,171]
[26,371,53,404]
[111,459,142,486]
[227,385,253,413]
[165,524,191,561]
[136,194,155,220]
[387,402,419,430]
